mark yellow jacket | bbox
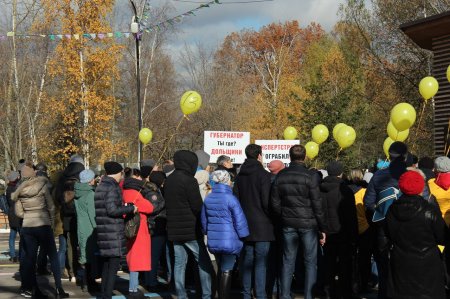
[354,188,369,234]
[429,178,450,226]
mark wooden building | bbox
[401,11,450,157]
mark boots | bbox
[79,264,88,292]
[218,271,232,299]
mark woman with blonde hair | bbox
[347,168,372,294]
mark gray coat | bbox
[12,177,55,228]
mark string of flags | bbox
[0,31,132,41]
[0,0,221,41]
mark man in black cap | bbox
[320,161,358,299]
[95,161,137,299]
[364,141,408,299]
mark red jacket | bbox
[123,187,154,271]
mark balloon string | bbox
[412,101,427,152]
[148,115,186,175]
[336,148,342,161]
[445,119,450,156]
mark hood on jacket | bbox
[174,150,198,176]
[74,182,94,199]
[195,170,210,185]
[63,162,85,179]
[320,176,342,193]
[389,195,424,222]
[238,158,264,176]
[388,159,407,181]
[123,177,145,191]
[436,172,450,191]
[348,180,368,194]
[11,176,48,202]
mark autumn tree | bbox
[37,0,126,168]
[339,0,450,156]
[215,21,324,140]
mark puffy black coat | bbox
[6,183,21,229]
[95,176,134,257]
[54,162,85,231]
[271,162,326,232]
[234,158,274,241]
[320,176,357,241]
[164,150,204,242]
[386,194,447,299]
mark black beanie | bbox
[104,161,123,175]
[326,161,344,177]
[418,157,434,170]
[150,171,166,189]
[140,166,152,179]
[389,142,408,160]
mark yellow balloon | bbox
[336,125,356,149]
[383,137,394,158]
[283,126,298,140]
[305,141,319,160]
[419,76,439,101]
[447,65,450,83]
[180,91,202,115]
[333,123,346,141]
[390,102,416,131]
[387,122,409,142]
[139,128,153,145]
[312,124,329,145]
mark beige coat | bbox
[12,177,55,228]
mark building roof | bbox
[400,10,450,50]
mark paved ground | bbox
[0,231,377,299]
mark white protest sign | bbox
[204,131,250,164]
[255,139,300,168]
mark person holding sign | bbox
[233,144,275,299]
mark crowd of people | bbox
[3,141,450,299]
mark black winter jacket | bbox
[95,176,134,257]
[6,183,21,229]
[386,194,447,299]
[54,162,85,231]
[164,150,204,242]
[234,158,275,242]
[271,162,326,232]
[320,176,358,241]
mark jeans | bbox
[241,241,271,299]
[280,227,318,299]
[146,234,167,287]
[58,234,66,272]
[173,239,214,299]
[101,256,121,299]
[129,271,139,292]
[21,226,63,291]
[214,253,237,272]
[166,241,173,282]
[9,227,19,258]
[64,230,79,277]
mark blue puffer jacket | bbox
[201,183,249,254]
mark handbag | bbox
[124,192,141,239]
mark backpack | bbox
[372,187,402,222]
[125,211,140,239]
[124,191,142,239]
